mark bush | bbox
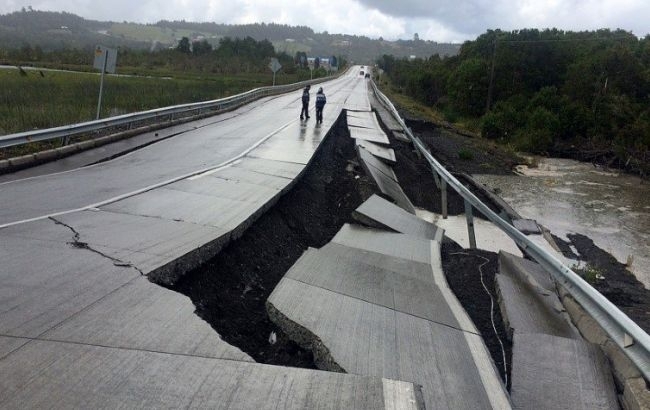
[510,108,559,153]
[458,149,474,160]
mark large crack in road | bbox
[149,112,378,368]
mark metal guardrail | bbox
[370,80,650,380]
[0,77,328,149]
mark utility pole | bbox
[486,38,497,113]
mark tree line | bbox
[377,29,650,174]
[1,35,345,79]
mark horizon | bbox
[1,0,649,43]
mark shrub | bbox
[458,149,474,160]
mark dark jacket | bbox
[302,88,310,103]
[315,92,326,108]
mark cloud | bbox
[1,0,649,42]
[356,0,650,39]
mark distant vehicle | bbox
[364,73,370,78]
[360,70,364,76]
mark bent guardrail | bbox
[370,80,650,381]
[0,77,330,150]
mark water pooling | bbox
[473,157,650,289]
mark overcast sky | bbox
[2,0,649,42]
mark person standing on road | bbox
[300,84,311,120]
[315,87,326,124]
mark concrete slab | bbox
[42,276,252,361]
[0,339,424,409]
[170,173,281,204]
[357,146,415,214]
[347,111,380,129]
[355,139,396,163]
[499,251,556,293]
[513,218,541,235]
[207,164,292,191]
[320,242,434,285]
[331,224,432,264]
[247,134,324,165]
[370,99,404,132]
[416,210,524,257]
[102,187,263,233]
[349,126,390,144]
[0,234,139,338]
[268,278,508,409]
[343,81,371,111]
[2,210,228,263]
[285,248,459,326]
[346,110,373,118]
[511,333,618,410]
[231,156,305,180]
[353,194,443,241]
[496,251,579,340]
[0,336,30,359]
[496,274,580,340]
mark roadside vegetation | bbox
[0,36,345,137]
[377,29,650,175]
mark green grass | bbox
[272,41,311,55]
[109,23,219,46]
[0,66,320,159]
[572,262,605,285]
[0,68,301,137]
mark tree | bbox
[294,51,307,68]
[448,58,489,116]
[176,37,191,54]
[192,39,212,56]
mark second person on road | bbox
[315,87,326,124]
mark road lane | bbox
[0,71,363,226]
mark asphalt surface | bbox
[0,72,363,227]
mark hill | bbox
[0,9,460,62]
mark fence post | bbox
[464,200,477,249]
[441,179,448,219]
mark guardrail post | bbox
[441,179,448,219]
[464,199,477,249]
[431,169,441,189]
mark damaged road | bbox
[49,216,145,275]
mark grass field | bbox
[0,68,304,136]
[109,23,222,47]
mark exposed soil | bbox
[388,119,519,219]
[406,119,522,177]
[441,241,512,389]
[152,112,377,368]
[555,233,650,333]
